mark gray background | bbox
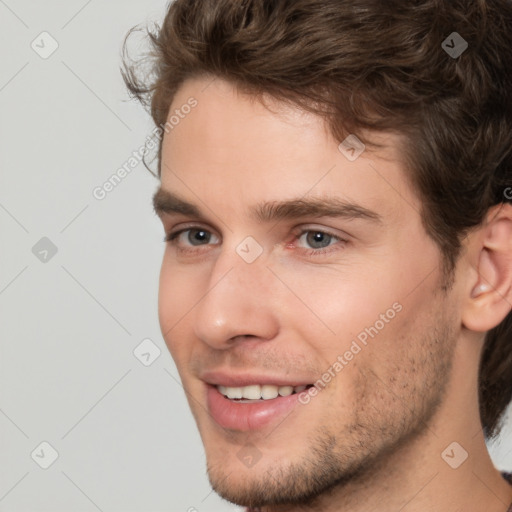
[0,1,510,511]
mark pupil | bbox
[190,229,209,245]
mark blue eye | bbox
[298,230,338,250]
[301,231,335,249]
[166,228,220,247]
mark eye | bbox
[297,230,340,250]
[167,227,220,247]
[287,227,348,257]
[299,230,337,249]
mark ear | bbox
[462,203,512,332]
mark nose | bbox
[192,247,280,349]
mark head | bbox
[123,0,512,508]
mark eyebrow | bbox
[152,188,383,225]
[153,188,201,217]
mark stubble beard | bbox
[204,304,457,509]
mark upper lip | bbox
[201,370,313,388]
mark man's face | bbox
[156,77,459,507]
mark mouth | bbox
[204,379,315,431]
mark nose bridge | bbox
[192,242,278,347]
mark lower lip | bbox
[206,385,304,431]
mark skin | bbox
[155,76,512,511]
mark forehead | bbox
[161,76,417,226]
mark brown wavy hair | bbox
[122,0,512,438]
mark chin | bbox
[201,428,352,509]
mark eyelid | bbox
[165,223,220,243]
[291,224,349,241]
[286,225,349,257]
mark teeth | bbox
[217,384,308,400]
[243,385,261,400]
[261,385,279,399]
[218,386,242,399]
[278,385,293,396]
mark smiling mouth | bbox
[216,384,314,402]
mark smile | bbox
[206,382,315,431]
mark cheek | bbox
[158,258,175,331]
[276,263,402,344]
[157,257,197,353]
[274,251,440,372]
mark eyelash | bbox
[288,228,348,256]
[165,225,348,257]
[164,227,219,255]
